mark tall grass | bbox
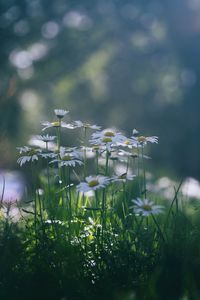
[0,109,199,300]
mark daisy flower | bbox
[117,137,138,148]
[58,155,83,167]
[111,173,136,183]
[34,134,56,142]
[50,147,83,167]
[134,135,158,147]
[116,149,151,160]
[91,144,106,154]
[54,109,69,119]
[110,149,136,161]
[73,120,101,130]
[60,147,82,158]
[28,134,57,149]
[17,146,41,166]
[40,150,57,159]
[41,120,76,131]
[130,198,164,217]
[90,128,126,148]
[92,128,122,139]
[79,146,96,159]
[77,175,110,193]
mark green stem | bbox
[56,121,63,187]
[37,190,46,238]
[101,149,109,243]
[95,190,99,209]
[31,161,37,234]
[141,146,147,198]
[126,156,130,174]
[151,214,166,243]
[83,127,87,178]
[135,217,144,241]
[68,167,72,241]
[45,142,51,210]
[96,150,99,174]
[105,149,109,176]
[165,180,183,227]
[122,181,127,218]
[57,120,61,151]
[75,192,80,216]
[0,175,5,207]
[137,146,141,197]
[68,167,72,219]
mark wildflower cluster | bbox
[17,108,164,245]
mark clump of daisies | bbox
[17,108,164,243]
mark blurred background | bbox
[0,0,200,188]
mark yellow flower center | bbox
[104,131,115,137]
[142,204,152,211]
[92,145,100,150]
[28,149,37,156]
[88,179,99,187]
[102,137,112,143]
[137,136,146,143]
[124,140,131,145]
[51,121,60,127]
[62,155,72,161]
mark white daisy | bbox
[60,147,82,159]
[90,128,126,147]
[117,149,151,160]
[117,137,138,148]
[90,144,106,154]
[130,198,164,217]
[79,146,96,159]
[92,128,121,139]
[34,134,56,142]
[111,173,136,183]
[54,109,69,119]
[73,120,101,130]
[40,150,57,159]
[41,120,76,131]
[28,135,57,150]
[77,175,110,193]
[17,146,41,166]
[110,149,136,162]
[134,135,158,147]
[50,147,83,167]
[50,156,82,167]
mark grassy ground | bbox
[1,109,200,300]
[1,197,200,300]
